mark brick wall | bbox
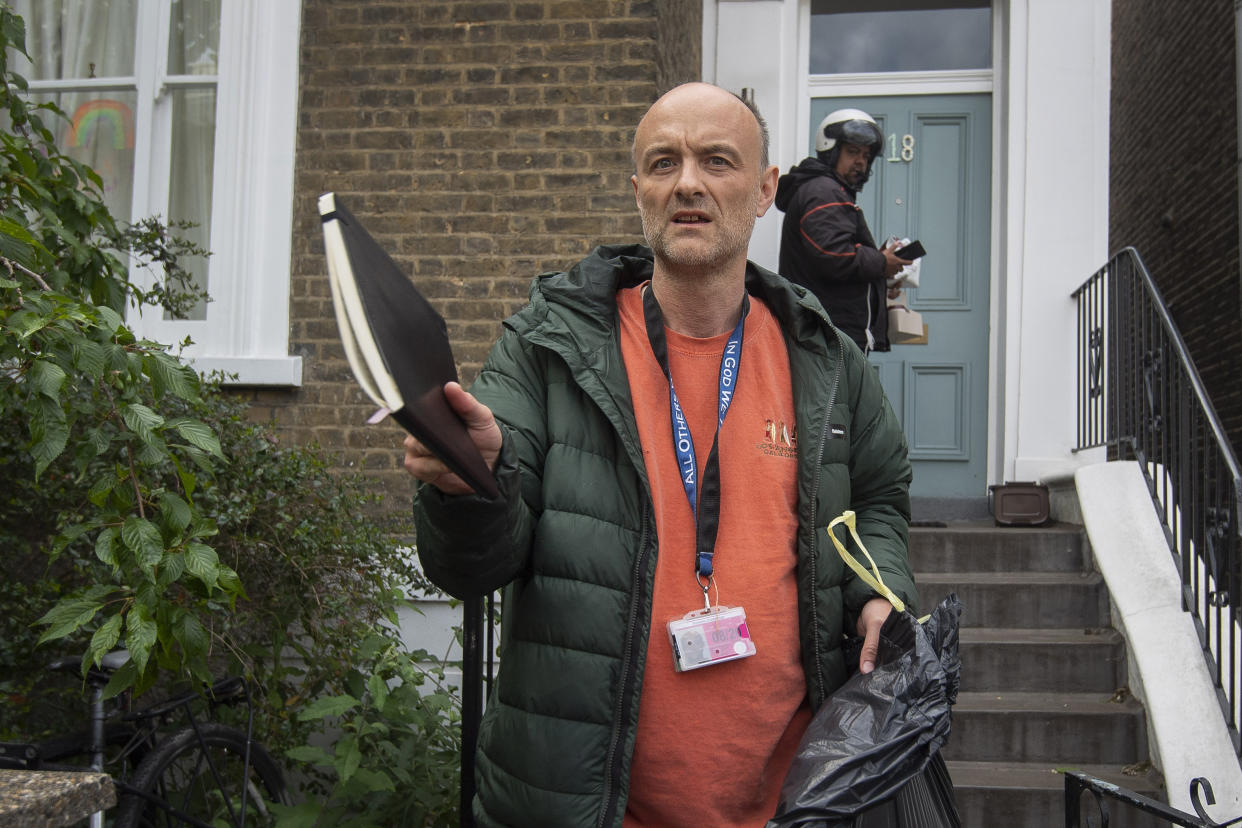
[240,0,700,515]
[1110,0,1242,456]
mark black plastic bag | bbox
[767,512,963,828]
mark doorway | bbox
[806,94,992,499]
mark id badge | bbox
[667,605,757,672]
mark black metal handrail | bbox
[1065,772,1242,826]
[1072,246,1242,762]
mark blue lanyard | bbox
[642,286,749,580]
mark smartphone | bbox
[894,240,925,260]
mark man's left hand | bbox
[856,597,894,674]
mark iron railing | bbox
[1072,247,1242,762]
[460,593,494,827]
[1065,772,1241,826]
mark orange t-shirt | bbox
[618,284,811,828]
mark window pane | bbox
[166,87,217,320]
[34,91,138,222]
[167,0,221,75]
[11,0,137,80]
[810,6,991,74]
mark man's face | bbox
[631,84,777,275]
[835,142,872,189]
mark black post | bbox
[461,595,484,827]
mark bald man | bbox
[406,82,915,827]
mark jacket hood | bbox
[775,156,851,211]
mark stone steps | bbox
[916,570,1110,629]
[910,523,1091,573]
[909,522,1164,826]
[945,690,1146,765]
[957,627,1125,693]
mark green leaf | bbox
[158,491,192,533]
[30,396,68,477]
[35,597,101,644]
[184,542,219,590]
[87,475,117,507]
[146,353,197,400]
[368,672,390,714]
[347,767,396,793]
[173,611,208,665]
[101,659,138,701]
[75,338,106,378]
[88,613,123,664]
[121,403,164,446]
[297,694,359,722]
[121,516,164,574]
[284,745,334,765]
[0,214,45,268]
[159,551,185,584]
[29,358,67,398]
[270,800,321,828]
[87,427,111,460]
[95,305,124,334]
[11,308,50,338]
[124,604,158,674]
[336,735,361,784]
[173,419,223,458]
[95,526,119,567]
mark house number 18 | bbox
[886,133,915,162]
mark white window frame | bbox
[29,0,304,386]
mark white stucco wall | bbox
[702,0,1112,490]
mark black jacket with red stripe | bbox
[775,156,889,352]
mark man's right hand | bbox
[881,243,912,279]
[403,382,503,495]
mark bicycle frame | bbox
[2,652,280,828]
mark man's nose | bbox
[674,161,705,196]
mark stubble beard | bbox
[843,163,868,191]
[640,195,758,274]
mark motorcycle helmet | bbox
[816,108,883,186]
[816,108,883,157]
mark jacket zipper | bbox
[598,506,652,828]
[806,334,843,706]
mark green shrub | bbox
[0,3,462,823]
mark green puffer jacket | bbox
[413,244,915,828]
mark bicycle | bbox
[0,649,289,827]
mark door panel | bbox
[807,94,991,497]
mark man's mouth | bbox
[672,213,711,224]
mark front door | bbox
[808,94,992,498]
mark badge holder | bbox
[667,578,756,673]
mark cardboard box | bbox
[888,304,924,344]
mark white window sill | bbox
[187,355,303,387]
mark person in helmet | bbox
[774,108,910,353]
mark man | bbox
[404,83,915,827]
[775,108,910,353]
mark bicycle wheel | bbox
[112,722,288,828]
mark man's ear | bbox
[631,173,640,207]
[755,165,779,217]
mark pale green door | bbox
[807,94,992,498]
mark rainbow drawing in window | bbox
[65,99,135,150]
[62,98,135,211]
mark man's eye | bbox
[652,158,674,170]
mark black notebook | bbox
[318,192,500,499]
